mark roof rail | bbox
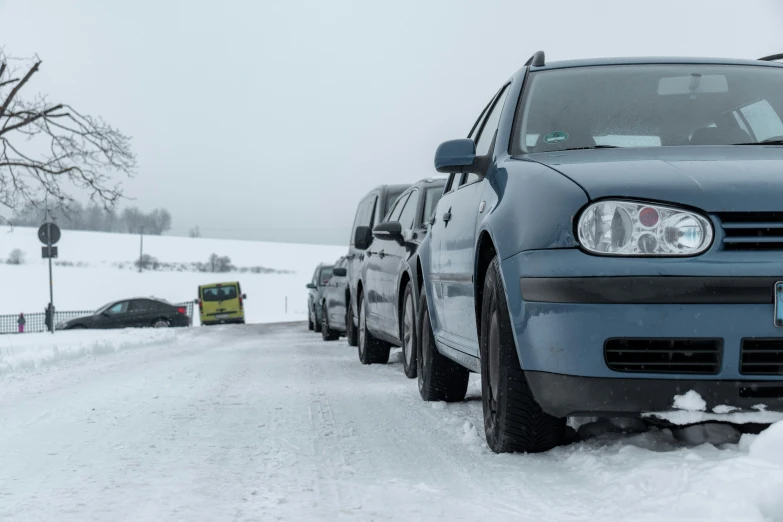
[525,51,545,67]
[759,53,783,62]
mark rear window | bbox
[202,285,238,302]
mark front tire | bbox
[357,292,390,365]
[417,288,468,402]
[480,256,566,454]
[321,303,339,341]
[313,304,322,333]
[401,281,417,379]
[345,294,358,347]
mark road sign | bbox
[42,246,58,259]
[38,223,61,245]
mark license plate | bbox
[215,313,230,319]
[775,282,783,327]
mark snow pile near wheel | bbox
[0,329,177,374]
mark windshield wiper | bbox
[555,145,621,151]
[734,138,783,146]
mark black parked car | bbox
[306,263,333,332]
[319,256,350,341]
[57,298,191,330]
[345,183,410,347]
[353,177,446,374]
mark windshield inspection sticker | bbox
[543,131,569,144]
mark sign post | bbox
[38,222,61,334]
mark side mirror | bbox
[194,298,199,304]
[242,293,247,299]
[306,283,316,289]
[373,221,403,242]
[434,138,478,174]
[332,267,347,277]
[354,226,373,250]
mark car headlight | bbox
[577,200,713,256]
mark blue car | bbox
[416,51,783,453]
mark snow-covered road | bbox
[1,324,782,521]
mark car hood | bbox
[523,146,783,212]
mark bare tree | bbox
[189,226,201,238]
[0,51,135,216]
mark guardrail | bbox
[0,302,195,334]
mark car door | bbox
[367,192,408,329]
[100,301,130,329]
[347,193,377,325]
[327,258,348,329]
[378,188,419,337]
[434,85,509,354]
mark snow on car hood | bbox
[525,146,783,212]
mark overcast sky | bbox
[1,0,782,244]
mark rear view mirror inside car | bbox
[658,74,728,95]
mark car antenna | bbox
[525,50,546,67]
[758,53,783,61]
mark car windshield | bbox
[202,285,238,302]
[514,64,783,154]
[95,301,116,314]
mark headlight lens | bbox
[577,201,713,256]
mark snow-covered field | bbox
[1,324,782,521]
[0,226,345,323]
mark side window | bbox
[739,99,783,142]
[387,193,409,222]
[461,173,480,187]
[350,197,374,245]
[108,302,127,314]
[319,267,333,286]
[397,190,419,230]
[475,86,510,156]
[127,300,146,312]
[422,186,444,224]
[366,196,379,229]
[444,174,458,194]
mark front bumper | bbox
[526,371,783,417]
[501,249,783,415]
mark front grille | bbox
[605,338,722,374]
[741,339,783,375]
[718,212,783,251]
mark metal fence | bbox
[0,302,195,335]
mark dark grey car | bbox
[344,184,410,347]
[353,178,446,373]
[319,256,350,341]
[306,263,333,333]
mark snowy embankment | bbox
[0,328,177,375]
[0,226,345,323]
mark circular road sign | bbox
[38,222,61,245]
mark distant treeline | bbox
[10,203,173,235]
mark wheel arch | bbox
[474,229,498,338]
[396,268,412,341]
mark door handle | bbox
[346,254,355,260]
[379,251,385,259]
[359,254,365,261]
[442,208,452,225]
[367,251,373,257]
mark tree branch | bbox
[0,60,40,120]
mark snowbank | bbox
[0,328,177,374]
[643,390,783,425]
